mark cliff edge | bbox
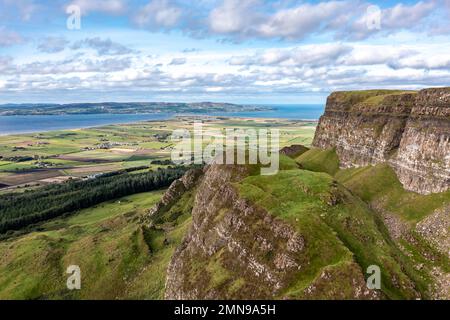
[313,88,450,194]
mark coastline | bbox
[0,108,322,136]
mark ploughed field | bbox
[0,117,317,193]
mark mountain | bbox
[313,88,450,194]
[146,88,449,299]
[146,153,448,299]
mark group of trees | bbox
[0,166,189,234]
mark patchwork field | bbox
[0,117,317,191]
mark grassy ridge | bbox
[296,148,340,175]
[236,169,422,299]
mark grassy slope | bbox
[335,164,450,223]
[238,145,450,298]
[333,90,417,107]
[296,148,340,175]
[283,146,449,297]
[0,190,191,300]
[294,147,449,223]
[236,168,421,299]
[335,164,450,292]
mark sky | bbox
[0,0,449,104]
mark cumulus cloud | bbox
[0,1,449,101]
[134,0,183,29]
[230,44,353,67]
[67,0,126,15]
[339,46,417,66]
[16,56,132,75]
[207,0,357,40]
[388,55,450,70]
[2,40,450,100]
[205,1,443,42]
[208,0,262,35]
[37,36,69,53]
[383,1,436,28]
[344,1,438,40]
[256,1,354,40]
[71,37,134,55]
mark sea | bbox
[0,104,324,135]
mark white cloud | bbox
[68,0,126,15]
[388,55,450,70]
[134,0,183,29]
[71,37,134,55]
[205,0,442,41]
[37,36,69,53]
[208,0,261,35]
[345,1,437,40]
[382,1,436,29]
[3,41,449,100]
[339,46,416,66]
[230,44,353,67]
[257,1,353,40]
[169,57,187,65]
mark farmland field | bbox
[0,117,317,191]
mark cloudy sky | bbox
[0,0,449,104]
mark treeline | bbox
[0,166,190,234]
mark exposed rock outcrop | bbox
[161,164,383,300]
[280,144,309,158]
[416,205,450,257]
[313,88,450,194]
[146,168,202,218]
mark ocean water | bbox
[0,113,173,135]
[0,104,324,135]
[225,104,324,120]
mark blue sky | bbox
[0,0,449,104]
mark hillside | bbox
[145,153,446,299]
[0,191,191,299]
[1,151,447,299]
[313,88,450,194]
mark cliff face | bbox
[148,156,435,300]
[163,164,379,300]
[313,88,450,194]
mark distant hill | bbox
[0,102,272,116]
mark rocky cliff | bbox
[162,164,380,299]
[144,156,438,299]
[313,88,450,194]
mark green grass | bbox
[0,118,317,189]
[334,90,416,107]
[296,148,340,175]
[335,164,450,223]
[236,168,422,299]
[279,154,300,170]
[0,162,38,172]
[0,190,178,300]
